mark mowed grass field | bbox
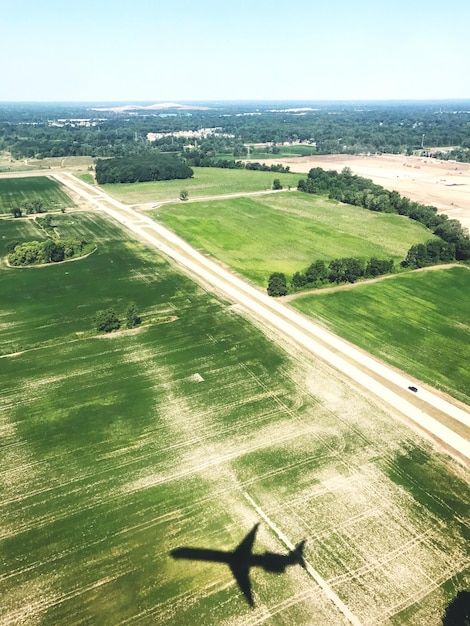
[1,211,469,625]
[0,176,76,214]
[102,166,302,204]
[151,192,435,286]
[291,267,470,406]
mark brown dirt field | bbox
[268,154,470,232]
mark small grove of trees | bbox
[7,237,93,266]
[95,302,141,333]
[401,240,456,268]
[95,154,193,184]
[289,257,394,292]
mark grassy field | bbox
[1,211,469,625]
[151,192,436,286]
[291,267,470,405]
[102,167,302,204]
[0,176,76,214]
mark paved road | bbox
[53,172,470,463]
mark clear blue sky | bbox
[2,0,469,102]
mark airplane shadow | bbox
[171,523,306,607]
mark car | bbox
[408,385,418,392]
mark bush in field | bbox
[95,309,121,333]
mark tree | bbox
[267,272,287,296]
[95,309,121,333]
[272,179,283,190]
[179,189,189,201]
[306,260,328,285]
[291,271,307,290]
[10,207,22,218]
[125,302,141,329]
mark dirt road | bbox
[53,172,470,463]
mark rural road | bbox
[53,173,470,463]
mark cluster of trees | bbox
[7,237,92,266]
[94,303,141,333]
[298,167,470,262]
[94,154,193,184]
[267,257,394,296]
[290,257,394,291]
[401,240,458,268]
[10,199,47,218]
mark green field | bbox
[151,192,436,286]
[102,166,302,204]
[1,212,469,625]
[0,176,76,214]
[291,267,470,405]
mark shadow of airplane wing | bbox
[229,523,259,606]
[229,558,255,607]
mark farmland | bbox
[291,267,470,406]
[151,192,436,286]
[1,210,469,625]
[0,176,76,214]
[103,166,302,204]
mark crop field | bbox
[0,176,76,214]
[151,192,435,286]
[290,267,470,407]
[1,210,469,625]
[102,167,302,204]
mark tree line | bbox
[3,102,470,161]
[268,257,394,296]
[95,154,193,184]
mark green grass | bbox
[0,176,76,214]
[151,191,436,286]
[76,172,95,185]
[291,267,470,405]
[1,212,469,625]
[102,166,302,204]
